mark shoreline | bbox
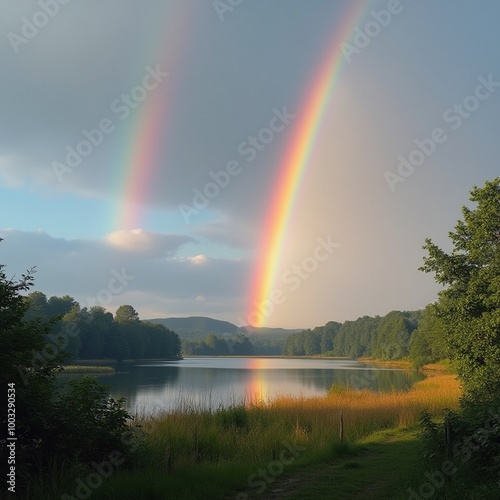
[182,354,351,360]
[63,356,453,376]
[357,357,453,374]
[66,357,183,365]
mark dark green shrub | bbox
[215,405,248,431]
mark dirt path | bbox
[252,427,423,500]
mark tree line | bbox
[181,333,253,355]
[281,179,500,493]
[178,309,445,367]
[415,178,500,492]
[23,292,181,361]
[1,178,499,495]
[1,259,134,493]
[177,310,449,365]
[24,290,447,366]
[281,310,446,366]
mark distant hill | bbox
[146,316,302,341]
[147,316,239,337]
[241,325,303,336]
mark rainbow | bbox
[113,3,194,231]
[116,88,169,230]
[247,1,369,327]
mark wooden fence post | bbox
[339,411,344,444]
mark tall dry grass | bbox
[60,365,115,374]
[268,374,460,440]
[134,374,461,472]
[20,374,462,499]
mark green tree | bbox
[105,323,131,361]
[303,330,320,355]
[115,304,140,323]
[57,305,82,360]
[79,306,112,359]
[420,178,500,400]
[124,323,147,359]
[408,304,448,368]
[55,377,131,463]
[144,322,181,358]
[24,291,49,320]
[47,294,76,317]
[333,316,381,357]
[0,262,63,474]
[230,334,253,355]
[0,240,133,492]
[282,331,305,355]
[374,311,415,360]
[320,321,341,353]
[181,338,196,355]
[408,328,431,370]
[205,333,218,351]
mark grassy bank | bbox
[21,374,461,499]
[264,425,426,499]
[25,373,458,499]
[358,357,455,373]
[60,365,115,374]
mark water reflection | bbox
[95,357,425,415]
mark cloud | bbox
[0,157,24,188]
[0,0,303,222]
[0,229,249,322]
[0,156,59,191]
[105,229,195,257]
[186,254,207,265]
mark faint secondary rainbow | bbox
[112,3,194,231]
[248,2,369,327]
[115,88,168,230]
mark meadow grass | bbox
[95,374,460,499]
[24,374,462,499]
[276,425,425,500]
[60,365,115,374]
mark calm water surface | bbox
[96,357,425,415]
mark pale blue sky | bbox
[1,0,499,327]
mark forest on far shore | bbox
[23,287,442,370]
[22,295,181,361]
[180,307,443,369]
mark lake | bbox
[96,357,425,415]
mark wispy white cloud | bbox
[106,228,194,257]
[0,229,249,321]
